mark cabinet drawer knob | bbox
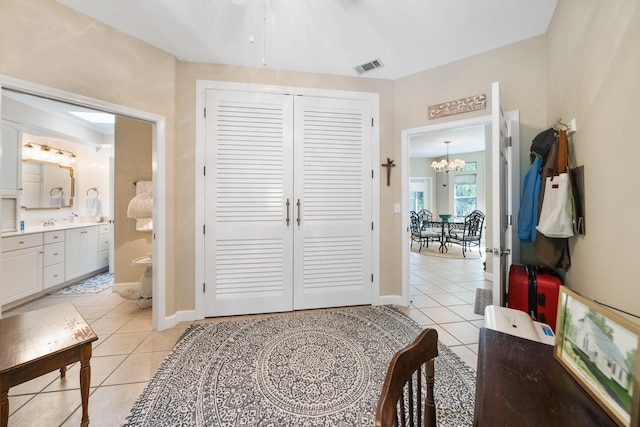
[54,252,59,256]
[18,241,24,244]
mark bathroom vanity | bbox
[1,222,110,309]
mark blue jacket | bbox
[518,156,542,243]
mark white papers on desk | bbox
[484,305,556,346]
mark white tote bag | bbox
[536,172,574,238]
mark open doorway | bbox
[0,76,167,330]
[401,115,493,306]
[1,90,153,288]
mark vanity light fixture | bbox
[22,142,35,157]
[22,142,77,165]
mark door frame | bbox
[400,112,519,306]
[194,80,380,319]
[0,75,168,330]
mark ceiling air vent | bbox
[354,58,384,75]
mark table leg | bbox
[0,383,9,427]
[0,376,8,427]
[60,366,67,378]
[79,345,92,427]
[438,222,448,253]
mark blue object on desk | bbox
[438,214,452,222]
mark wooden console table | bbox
[0,303,98,427]
[474,327,617,426]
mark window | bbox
[410,191,424,212]
[454,174,477,216]
[409,178,431,213]
[463,161,477,171]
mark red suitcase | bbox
[508,264,562,331]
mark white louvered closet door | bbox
[292,96,372,310]
[204,90,294,317]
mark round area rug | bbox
[123,306,476,426]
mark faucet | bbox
[43,218,57,226]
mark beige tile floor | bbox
[398,246,491,371]
[4,249,488,426]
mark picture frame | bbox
[555,287,640,427]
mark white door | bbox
[292,96,372,310]
[491,81,517,306]
[204,90,373,316]
[204,90,295,316]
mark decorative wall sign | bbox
[428,93,487,119]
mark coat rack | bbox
[553,118,577,136]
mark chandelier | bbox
[431,141,465,173]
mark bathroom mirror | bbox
[21,160,75,209]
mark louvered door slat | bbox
[205,90,294,316]
[293,97,372,309]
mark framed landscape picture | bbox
[554,287,640,426]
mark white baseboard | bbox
[162,309,197,330]
[375,294,406,307]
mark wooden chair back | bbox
[375,328,438,427]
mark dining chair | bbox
[417,210,440,249]
[375,328,438,427]
[448,210,485,257]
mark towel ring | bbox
[87,187,99,197]
[50,187,63,196]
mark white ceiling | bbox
[3,91,115,136]
[57,0,557,80]
[21,1,557,154]
[410,125,487,158]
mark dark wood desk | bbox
[474,328,617,427]
[0,303,98,427]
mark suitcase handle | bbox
[538,293,546,307]
[525,265,538,321]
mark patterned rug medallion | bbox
[123,306,476,426]
[51,272,113,295]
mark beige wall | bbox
[114,116,152,283]
[394,35,548,290]
[545,0,640,317]
[0,0,178,314]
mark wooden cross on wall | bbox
[381,157,396,186]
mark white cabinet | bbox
[1,121,21,195]
[1,233,43,304]
[43,230,65,289]
[65,226,98,281]
[97,224,110,269]
[1,224,108,307]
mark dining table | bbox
[425,216,464,253]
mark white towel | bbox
[136,181,153,232]
[50,195,64,207]
[86,195,102,216]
